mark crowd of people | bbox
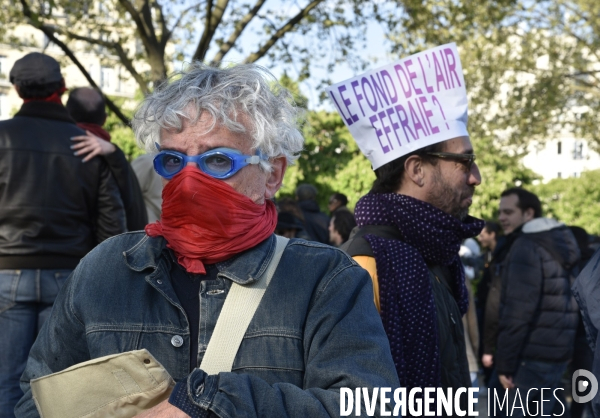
[0,50,596,418]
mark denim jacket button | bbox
[171,335,184,347]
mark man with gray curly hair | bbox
[16,63,398,418]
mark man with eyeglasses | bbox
[15,64,399,417]
[343,138,483,395]
[334,45,484,405]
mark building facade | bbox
[522,137,600,182]
[0,24,137,120]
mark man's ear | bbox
[403,155,425,187]
[265,156,287,199]
[523,207,535,222]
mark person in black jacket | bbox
[0,53,126,417]
[495,188,580,417]
[295,184,330,243]
[481,190,536,386]
[67,87,148,231]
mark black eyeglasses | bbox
[426,152,477,170]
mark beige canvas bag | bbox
[30,235,289,418]
[30,349,174,418]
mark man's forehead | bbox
[499,194,520,209]
[441,136,473,153]
[159,115,252,151]
[159,109,250,138]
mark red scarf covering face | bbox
[145,166,277,274]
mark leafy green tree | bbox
[533,169,600,235]
[277,110,375,211]
[470,137,539,221]
[3,0,427,124]
[102,95,144,161]
[385,0,600,151]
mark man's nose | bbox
[469,162,482,186]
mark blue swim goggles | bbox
[153,143,266,180]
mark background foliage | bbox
[533,170,600,235]
[4,0,600,232]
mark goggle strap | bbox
[246,155,261,165]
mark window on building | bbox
[557,172,562,178]
[0,55,7,80]
[0,93,8,119]
[116,67,121,93]
[100,67,113,90]
[557,141,562,155]
[39,1,50,15]
[573,172,579,178]
[98,1,109,16]
[135,39,144,55]
[573,141,584,160]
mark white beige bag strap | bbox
[199,235,289,375]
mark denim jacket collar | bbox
[123,233,277,285]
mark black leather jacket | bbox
[0,102,126,269]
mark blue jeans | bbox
[0,269,72,418]
[490,360,567,417]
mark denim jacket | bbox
[16,232,399,417]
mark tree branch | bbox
[209,0,267,65]
[564,70,600,78]
[154,0,168,39]
[18,0,130,124]
[243,0,324,64]
[48,27,150,95]
[117,0,154,53]
[139,0,158,45]
[168,2,204,42]
[193,0,230,61]
[152,0,173,51]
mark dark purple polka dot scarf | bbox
[354,192,484,389]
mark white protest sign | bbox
[327,43,468,169]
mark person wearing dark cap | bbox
[0,52,126,417]
[295,184,330,243]
[67,87,148,231]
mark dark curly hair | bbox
[371,142,445,194]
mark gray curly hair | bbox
[132,63,305,171]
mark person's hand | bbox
[482,354,493,368]
[71,130,116,162]
[134,399,190,417]
[499,374,515,390]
